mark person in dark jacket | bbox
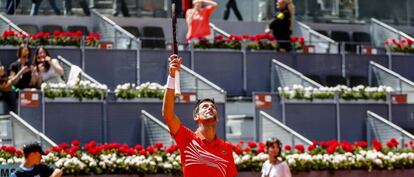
[10,143,63,177]
[265,0,295,52]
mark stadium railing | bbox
[369,61,414,103]
[91,9,141,50]
[295,21,338,54]
[180,65,227,103]
[370,18,414,47]
[0,111,56,149]
[271,59,323,92]
[259,111,312,146]
[367,110,414,148]
[57,55,102,86]
[140,110,174,147]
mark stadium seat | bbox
[331,31,355,53]
[142,26,166,49]
[122,26,140,38]
[18,24,39,35]
[305,74,324,85]
[348,75,368,87]
[67,25,89,35]
[326,75,347,87]
[352,32,371,44]
[42,25,64,33]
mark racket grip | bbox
[174,70,181,95]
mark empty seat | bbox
[305,74,324,85]
[352,32,371,44]
[330,31,350,42]
[326,75,347,87]
[142,26,166,49]
[67,25,89,35]
[18,24,39,35]
[331,31,354,53]
[348,75,368,87]
[122,26,140,38]
[42,25,63,33]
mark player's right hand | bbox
[168,54,182,78]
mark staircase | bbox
[225,99,255,143]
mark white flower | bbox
[163,163,173,169]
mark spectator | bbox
[11,143,63,177]
[31,47,64,88]
[6,0,20,15]
[223,0,243,21]
[265,0,295,52]
[261,137,292,177]
[64,0,90,16]
[186,0,217,41]
[8,45,33,90]
[1,63,30,112]
[31,0,62,16]
[113,0,130,17]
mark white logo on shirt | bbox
[184,140,228,177]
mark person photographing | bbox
[162,54,237,177]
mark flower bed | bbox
[1,30,100,47]
[278,85,393,101]
[192,34,305,51]
[114,82,164,100]
[41,80,108,100]
[1,138,414,175]
[384,38,414,54]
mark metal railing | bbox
[259,111,312,146]
[57,55,102,85]
[180,65,226,103]
[4,112,57,149]
[0,14,28,35]
[370,18,414,47]
[91,10,141,49]
[295,21,338,54]
[367,110,414,148]
[369,61,414,103]
[209,23,230,38]
[140,110,174,147]
[271,59,323,92]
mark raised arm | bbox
[162,55,182,135]
[8,66,30,85]
[47,57,64,76]
[200,0,217,6]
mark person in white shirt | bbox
[261,137,292,177]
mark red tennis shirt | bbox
[173,124,238,177]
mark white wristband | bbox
[165,75,175,89]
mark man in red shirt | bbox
[162,54,238,177]
[185,0,217,41]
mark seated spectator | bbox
[8,45,33,90]
[31,47,64,88]
[1,63,30,112]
